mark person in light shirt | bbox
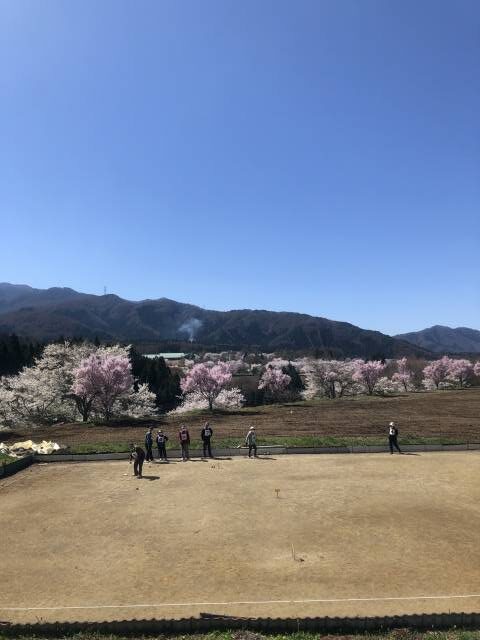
[245,426,257,458]
[388,421,402,454]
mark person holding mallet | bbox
[130,443,146,478]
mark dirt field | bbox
[2,452,480,623]
[4,388,480,449]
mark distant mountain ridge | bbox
[0,282,432,358]
[395,325,480,354]
[0,283,81,315]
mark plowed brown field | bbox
[5,388,480,448]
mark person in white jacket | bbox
[245,426,257,458]
[388,422,402,454]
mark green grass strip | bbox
[62,434,474,455]
[0,452,17,466]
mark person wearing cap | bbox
[129,443,145,478]
[388,422,402,454]
[201,421,214,458]
[156,429,169,461]
[245,426,257,458]
[145,427,154,462]
[179,424,190,461]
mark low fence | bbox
[2,611,480,636]
[34,441,480,462]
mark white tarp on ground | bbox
[0,440,63,456]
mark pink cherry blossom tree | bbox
[423,356,452,390]
[258,365,291,401]
[227,359,246,374]
[446,358,473,388]
[352,360,386,395]
[72,353,133,421]
[169,387,245,414]
[180,362,232,411]
[392,357,414,392]
[474,362,480,377]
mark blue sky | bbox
[1,0,479,335]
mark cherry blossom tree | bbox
[446,358,473,388]
[118,383,158,418]
[258,365,291,401]
[375,376,402,396]
[423,356,452,389]
[70,354,101,421]
[180,362,232,411]
[0,342,157,426]
[352,360,386,395]
[0,342,95,425]
[1,367,60,425]
[474,362,480,377]
[266,357,290,369]
[0,380,16,426]
[227,359,247,374]
[392,357,414,392]
[169,387,245,414]
[300,359,359,399]
[72,353,133,421]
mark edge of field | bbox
[40,435,480,455]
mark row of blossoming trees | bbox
[0,342,157,427]
[1,343,480,426]
[298,356,480,399]
[171,355,480,413]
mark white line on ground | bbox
[2,594,480,611]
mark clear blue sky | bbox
[1,0,479,335]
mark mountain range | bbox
[0,283,477,357]
[395,325,480,354]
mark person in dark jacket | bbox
[201,422,214,458]
[129,444,145,478]
[179,425,190,461]
[156,429,169,461]
[388,422,402,454]
[145,427,154,462]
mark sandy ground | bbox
[1,453,480,623]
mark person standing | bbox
[388,422,402,454]
[130,444,145,478]
[156,429,169,461]
[245,426,257,458]
[145,427,154,462]
[179,424,190,461]
[201,422,214,458]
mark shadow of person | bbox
[141,475,161,480]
